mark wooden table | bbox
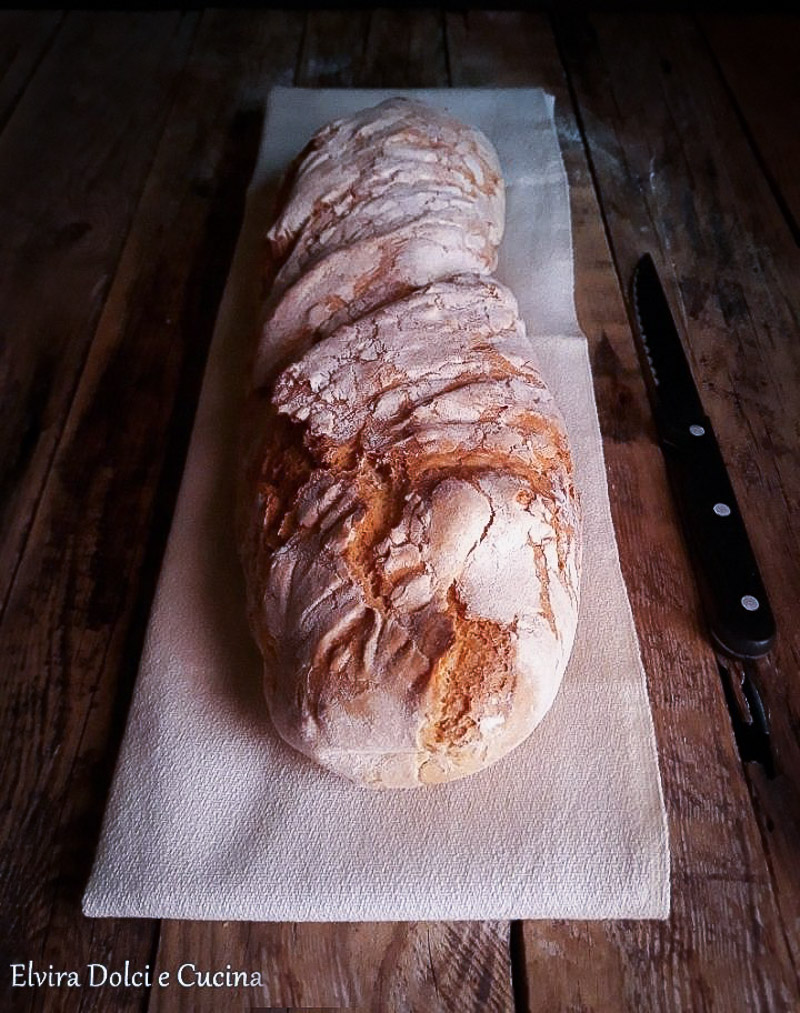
[1,10,798,1011]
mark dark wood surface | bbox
[0,10,798,1012]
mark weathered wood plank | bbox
[0,10,64,133]
[150,920,511,1012]
[146,11,514,1013]
[447,9,555,87]
[449,9,799,1010]
[294,10,371,88]
[0,10,303,1012]
[0,11,199,618]
[555,12,800,989]
[357,9,447,87]
[699,14,800,246]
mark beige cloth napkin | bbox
[83,87,670,921]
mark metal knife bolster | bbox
[654,407,776,658]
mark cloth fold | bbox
[83,87,670,922]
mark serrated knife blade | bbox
[632,254,704,423]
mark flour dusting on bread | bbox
[238,99,581,787]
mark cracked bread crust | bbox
[238,100,581,788]
[251,98,504,388]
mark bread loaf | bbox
[238,98,581,788]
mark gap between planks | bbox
[0,11,203,627]
[0,10,66,136]
[695,14,800,249]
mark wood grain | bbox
[700,15,800,246]
[0,10,64,132]
[150,920,511,1013]
[295,10,372,89]
[450,9,800,1010]
[555,12,800,987]
[0,11,198,618]
[358,9,447,87]
[0,10,302,1012]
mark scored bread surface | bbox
[238,98,581,788]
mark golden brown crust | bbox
[237,99,581,788]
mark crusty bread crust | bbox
[252,98,503,388]
[238,99,581,788]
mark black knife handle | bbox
[657,413,776,659]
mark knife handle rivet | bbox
[689,424,706,436]
[741,595,760,612]
[713,503,731,517]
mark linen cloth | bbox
[83,87,670,921]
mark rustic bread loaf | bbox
[238,98,581,788]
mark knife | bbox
[631,254,776,659]
[631,254,775,768]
